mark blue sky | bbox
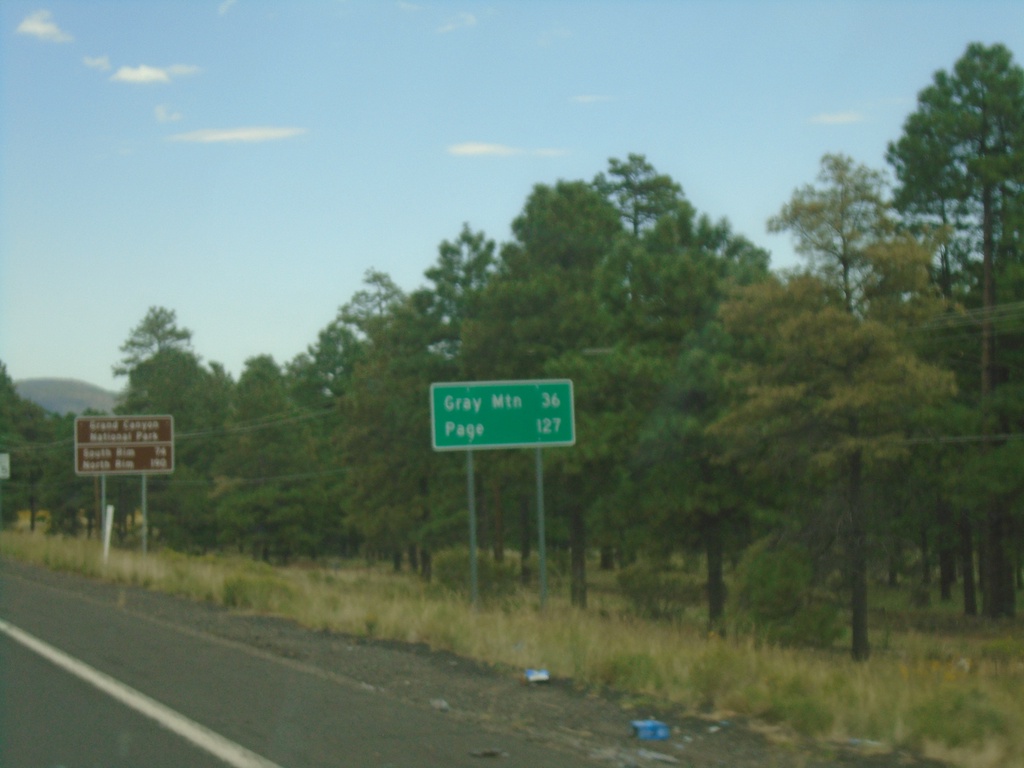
[2,1,1022,393]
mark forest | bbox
[2,42,1022,664]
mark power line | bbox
[177,406,333,440]
[919,300,1024,332]
[1,404,337,456]
[896,432,1024,446]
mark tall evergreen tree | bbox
[112,309,233,551]
[590,157,770,628]
[462,180,622,606]
[113,306,194,378]
[887,42,1024,618]
[593,153,685,237]
[215,355,319,562]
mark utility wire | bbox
[1,404,337,456]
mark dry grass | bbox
[3,532,1021,768]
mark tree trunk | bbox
[978,180,1015,618]
[980,182,995,408]
[920,525,930,585]
[704,514,725,635]
[887,535,901,587]
[983,502,1016,618]
[420,549,432,582]
[849,450,870,662]
[492,480,504,563]
[959,510,977,616]
[569,506,587,608]
[938,501,956,602]
[519,495,531,585]
[478,483,490,556]
[939,546,956,602]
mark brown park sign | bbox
[75,415,174,475]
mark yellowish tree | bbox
[715,155,955,660]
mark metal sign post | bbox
[430,381,574,609]
[466,452,478,608]
[141,475,148,556]
[535,448,548,608]
[0,453,9,534]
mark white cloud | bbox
[17,10,73,43]
[810,111,865,125]
[83,55,112,72]
[218,0,237,15]
[438,13,476,33]
[449,142,517,156]
[111,65,171,84]
[447,142,565,157]
[168,127,306,143]
[111,64,201,84]
[155,104,182,123]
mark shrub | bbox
[762,675,835,736]
[617,561,704,621]
[979,637,1024,665]
[906,687,1008,748]
[732,540,843,649]
[687,643,744,710]
[431,547,518,601]
[221,574,296,613]
[595,652,659,689]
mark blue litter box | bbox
[631,719,670,740]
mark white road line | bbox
[0,618,284,768]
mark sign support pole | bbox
[535,448,548,609]
[141,475,148,556]
[0,453,8,533]
[466,450,478,609]
[0,454,7,533]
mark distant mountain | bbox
[15,378,119,415]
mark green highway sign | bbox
[430,379,575,450]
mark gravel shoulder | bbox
[2,559,949,768]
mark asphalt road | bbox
[1,631,230,768]
[0,562,600,768]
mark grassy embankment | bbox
[2,532,1022,768]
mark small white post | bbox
[102,504,114,564]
